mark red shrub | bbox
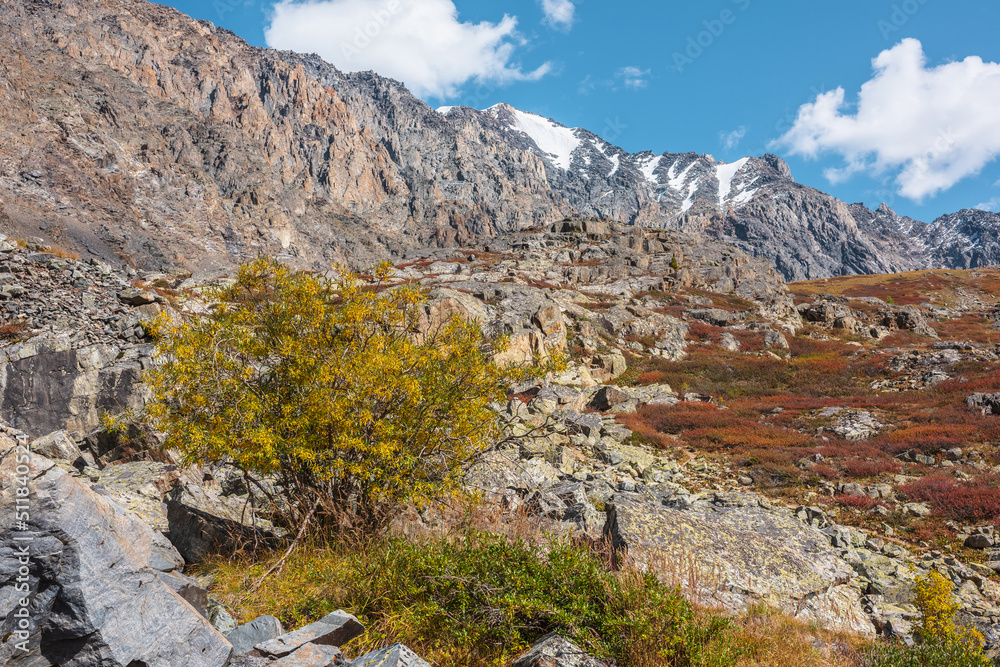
[626,403,734,434]
[637,371,666,385]
[812,464,840,480]
[898,476,1000,523]
[619,403,814,451]
[842,458,902,478]
[876,424,976,455]
[728,329,766,352]
[687,423,813,450]
[835,494,880,511]
[686,321,722,342]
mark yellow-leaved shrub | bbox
[913,569,984,649]
[145,259,547,530]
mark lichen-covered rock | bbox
[605,492,873,634]
[165,482,277,563]
[29,430,82,461]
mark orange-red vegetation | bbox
[618,402,814,451]
[898,475,1000,524]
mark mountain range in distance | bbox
[0,0,997,280]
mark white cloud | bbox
[772,39,1000,201]
[976,197,1000,212]
[720,126,747,150]
[265,0,552,99]
[540,0,574,29]
[616,66,650,89]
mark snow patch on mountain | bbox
[639,154,662,183]
[607,154,620,178]
[493,105,581,171]
[681,178,700,213]
[669,162,695,191]
[716,157,750,206]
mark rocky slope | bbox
[0,236,160,438]
[8,222,1000,664]
[0,0,996,282]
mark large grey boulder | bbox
[511,633,605,667]
[0,445,232,666]
[885,305,938,338]
[968,393,1000,416]
[0,339,147,439]
[166,482,277,562]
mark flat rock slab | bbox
[606,492,872,634]
[273,643,344,666]
[256,611,364,657]
[92,460,181,531]
[350,643,430,667]
[511,633,605,667]
[30,430,83,461]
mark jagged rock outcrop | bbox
[921,209,1000,269]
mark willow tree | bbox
[146,259,545,532]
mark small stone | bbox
[511,633,605,667]
[349,643,430,667]
[209,605,240,634]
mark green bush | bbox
[206,530,742,667]
[859,637,991,667]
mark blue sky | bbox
[163,0,1000,222]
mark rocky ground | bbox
[4,220,1000,665]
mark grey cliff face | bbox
[0,0,567,274]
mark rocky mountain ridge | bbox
[1,0,998,283]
